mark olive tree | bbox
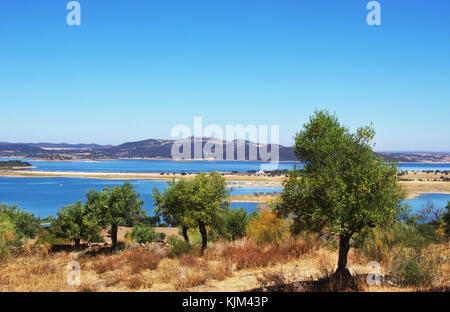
[274,110,406,278]
[153,179,196,243]
[153,171,229,253]
[86,181,145,251]
[51,201,98,247]
[188,171,230,253]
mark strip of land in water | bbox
[0,170,449,201]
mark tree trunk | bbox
[74,239,80,248]
[198,221,207,254]
[182,226,190,243]
[335,234,352,279]
[111,224,118,251]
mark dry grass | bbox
[0,237,447,292]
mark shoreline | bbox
[2,156,450,164]
[1,170,449,199]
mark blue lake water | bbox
[1,159,449,219]
[2,158,450,173]
[0,176,448,219]
[3,158,301,173]
[403,193,450,216]
[0,177,271,218]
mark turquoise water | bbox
[3,158,301,173]
[0,177,271,217]
[3,158,450,173]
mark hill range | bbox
[0,139,449,163]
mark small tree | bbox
[188,171,230,253]
[224,207,251,240]
[274,110,406,278]
[153,179,195,243]
[51,201,98,247]
[154,171,229,253]
[86,182,145,251]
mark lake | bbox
[2,158,450,173]
[0,177,271,218]
[0,176,448,220]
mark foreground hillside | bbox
[1,228,448,292]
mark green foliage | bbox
[0,213,16,262]
[167,235,193,257]
[36,228,70,246]
[85,181,145,249]
[130,223,160,243]
[0,203,39,246]
[389,248,443,287]
[153,171,229,252]
[86,181,145,227]
[273,110,406,274]
[354,221,445,262]
[223,207,251,240]
[88,231,105,243]
[51,201,99,246]
[276,111,406,236]
[153,179,196,229]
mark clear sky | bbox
[0,0,449,151]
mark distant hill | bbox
[375,152,450,163]
[0,144,47,156]
[92,137,298,161]
[0,139,448,163]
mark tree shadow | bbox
[248,274,366,292]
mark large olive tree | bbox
[275,110,406,278]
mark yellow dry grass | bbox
[1,238,448,292]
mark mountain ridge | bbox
[0,138,449,163]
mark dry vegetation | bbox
[1,233,448,292]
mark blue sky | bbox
[0,0,449,151]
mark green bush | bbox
[389,248,443,287]
[355,222,444,262]
[131,223,159,243]
[88,231,105,243]
[36,228,70,246]
[167,235,193,257]
[0,203,39,246]
[0,213,16,262]
[224,208,252,240]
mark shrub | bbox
[389,248,443,287]
[0,214,15,262]
[167,235,193,257]
[0,204,39,247]
[131,223,159,243]
[355,222,443,262]
[224,208,251,240]
[88,231,105,243]
[247,210,290,245]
